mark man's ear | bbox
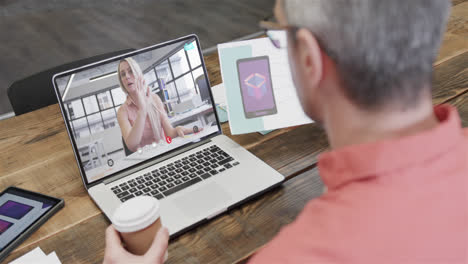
[295,28,324,88]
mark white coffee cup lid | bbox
[113,196,160,233]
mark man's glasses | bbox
[259,20,296,49]
[260,19,337,61]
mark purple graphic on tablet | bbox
[0,200,33,220]
[0,219,13,235]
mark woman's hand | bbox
[134,75,151,114]
[103,225,169,264]
[174,126,204,138]
[174,126,186,138]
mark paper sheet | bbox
[44,251,61,264]
[9,247,61,264]
[211,83,229,123]
[9,247,46,264]
[211,83,227,107]
[217,33,313,135]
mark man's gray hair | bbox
[284,0,451,109]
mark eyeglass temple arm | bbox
[259,20,285,30]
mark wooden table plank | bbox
[0,106,71,176]
[205,51,221,86]
[435,1,468,65]
[4,168,324,264]
[452,0,467,7]
[432,51,468,105]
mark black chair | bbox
[195,75,211,103]
[7,48,135,116]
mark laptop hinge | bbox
[102,139,213,185]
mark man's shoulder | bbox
[247,196,338,263]
[462,128,468,148]
[463,128,468,155]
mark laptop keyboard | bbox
[110,145,240,202]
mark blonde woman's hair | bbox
[117,57,144,95]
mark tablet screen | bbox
[0,188,60,251]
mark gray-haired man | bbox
[249,0,467,263]
[103,0,467,263]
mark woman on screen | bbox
[116,58,196,153]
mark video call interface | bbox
[55,37,218,183]
[0,189,57,251]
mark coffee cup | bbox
[112,196,165,256]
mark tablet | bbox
[0,187,64,262]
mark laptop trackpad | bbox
[173,182,232,219]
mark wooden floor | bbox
[0,0,274,115]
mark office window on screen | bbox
[65,87,126,139]
[143,41,204,104]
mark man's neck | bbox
[323,95,439,150]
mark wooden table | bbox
[1,1,467,263]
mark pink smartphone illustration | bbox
[236,56,277,118]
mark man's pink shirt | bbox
[249,105,468,263]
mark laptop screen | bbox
[54,36,220,184]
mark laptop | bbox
[52,34,285,237]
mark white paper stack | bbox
[9,247,61,264]
[211,83,227,108]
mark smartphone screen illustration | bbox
[236,56,277,119]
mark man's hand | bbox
[103,225,169,264]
